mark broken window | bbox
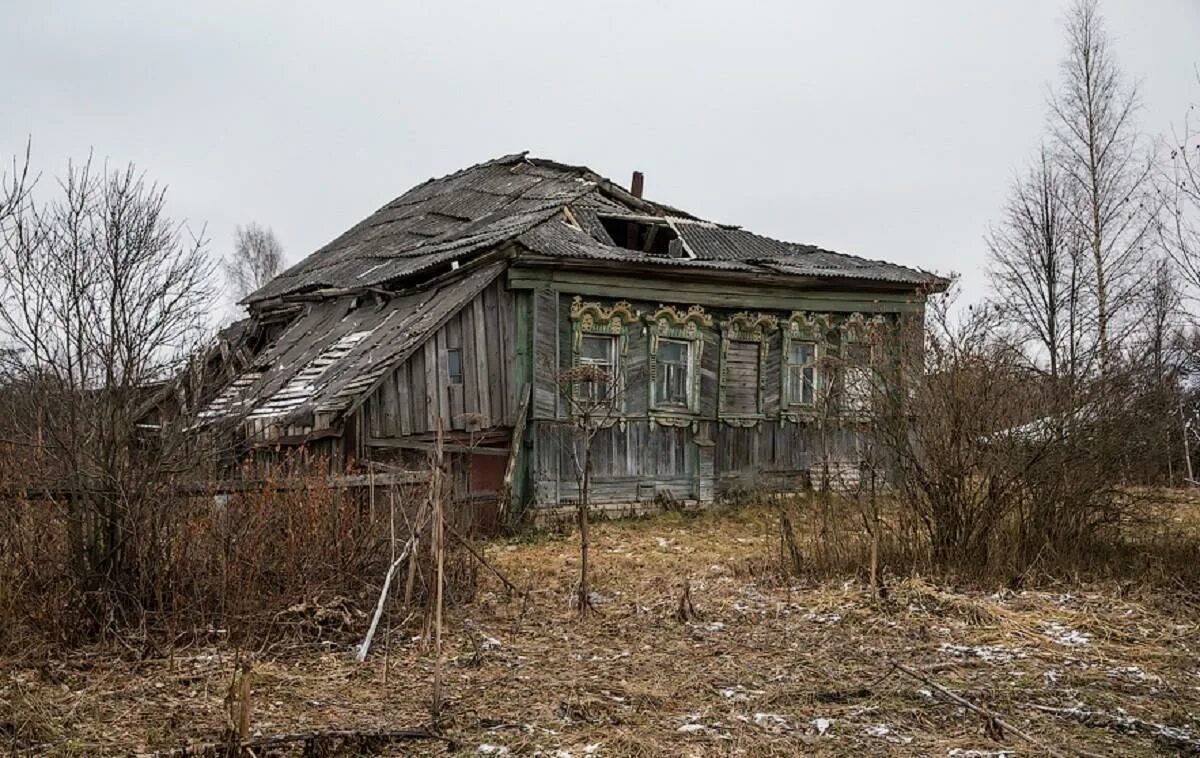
[598,215,684,257]
[841,342,875,414]
[654,339,691,408]
[787,342,818,406]
[577,334,618,404]
[447,347,463,386]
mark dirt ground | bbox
[3,502,1199,756]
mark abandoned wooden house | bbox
[193,153,946,520]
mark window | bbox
[787,341,817,406]
[654,339,691,407]
[578,334,618,404]
[841,342,874,413]
[447,347,463,386]
[722,340,760,415]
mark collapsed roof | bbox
[246,152,944,306]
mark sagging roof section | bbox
[204,262,505,436]
[246,152,943,306]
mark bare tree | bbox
[988,146,1089,381]
[1049,0,1155,363]
[1157,74,1200,297]
[0,152,214,626]
[557,363,622,614]
[224,222,283,302]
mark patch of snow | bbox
[1044,621,1091,646]
[753,712,789,729]
[1107,665,1160,684]
[481,636,502,650]
[587,591,611,606]
[812,717,832,735]
[804,612,842,624]
[677,723,706,733]
[1043,669,1060,686]
[865,723,913,745]
[706,621,725,632]
[478,745,509,755]
[916,688,935,701]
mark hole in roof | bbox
[597,215,684,257]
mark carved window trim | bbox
[645,304,710,424]
[837,312,887,421]
[568,297,639,416]
[781,311,833,422]
[718,312,777,426]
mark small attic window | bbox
[598,215,684,257]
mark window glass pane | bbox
[658,340,687,365]
[787,342,816,406]
[447,348,463,385]
[789,342,814,365]
[655,340,690,406]
[577,335,617,405]
[580,335,613,363]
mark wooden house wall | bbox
[528,293,878,508]
[362,278,517,438]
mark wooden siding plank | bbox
[423,339,438,431]
[435,330,453,429]
[472,296,491,427]
[398,361,413,436]
[484,284,504,424]
[461,303,479,418]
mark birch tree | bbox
[1049,0,1155,363]
[1158,76,1200,297]
[224,222,282,302]
[988,146,1088,380]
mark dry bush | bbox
[0,454,480,653]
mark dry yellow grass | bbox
[2,500,1198,755]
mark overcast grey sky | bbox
[2,1,1197,314]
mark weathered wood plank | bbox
[507,268,926,313]
[423,339,438,431]
[398,361,413,436]
[461,302,479,418]
[436,330,454,429]
[472,296,491,427]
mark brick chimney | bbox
[630,171,644,198]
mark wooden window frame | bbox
[446,347,464,386]
[644,304,711,425]
[718,312,778,426]
[781,311,833,422]
[568,297,639,417]
[837,312,887,421]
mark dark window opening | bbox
[598,215,683,257]
[447,348,463,385]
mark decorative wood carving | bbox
[570,296,639,334]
